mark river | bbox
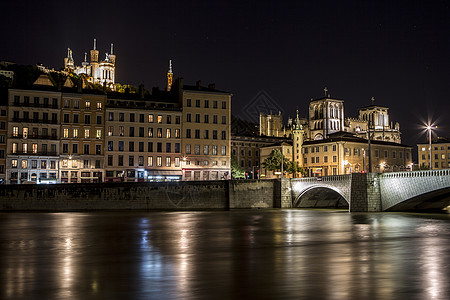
[1,210,449,299]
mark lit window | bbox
[32,143,38,154]
[166,128,171,138]
[157,156,162,167]
[63,128,69,138]
[85,129,90,138]
[97,102,102,110]
[175,129,180,138]
[73,129,78,138]
[22,143,28,153]
[148,114,154,123]
[22,160,27,169]
[11,159,18,168]
[96,129,102,139]
[108,126,113,136]
[85,101,91,109]
[147,156,153,167]
[166,157,171,167]
[12,143,18,153]
[12,126,18,137]
[175,157,180,167]
[157,115,163,124]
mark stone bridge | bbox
[283,169,450,212]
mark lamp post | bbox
[426,125,432,170]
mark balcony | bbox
[13,102,59,109]
[10,134,59,140]
[10,151,58,156]
[12,118,58,124]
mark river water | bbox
[1,210,449,300]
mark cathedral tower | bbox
[167,60,173,91]
[292,109,305,167]
[309,89,344,140]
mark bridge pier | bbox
[349,173,381,212]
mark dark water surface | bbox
[1,210,449,300]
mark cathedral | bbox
[64,39,116,90]
[259,91,401,144]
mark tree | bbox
[231,154,245,179]
[262,149,307,178]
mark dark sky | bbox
[2,0,449,147]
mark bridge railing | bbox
[293,174,352,182]
[380,169,450,179]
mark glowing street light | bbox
[426,124,437,169]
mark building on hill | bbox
[64,39,116,90]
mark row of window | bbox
[61,143,102,155]
[62,128,102,139]
[63,114,102,124]
[185,129,227,140]
[421,153,450,160]
[14,95,58,107]
[107,127,180,139]
[108,112,181,124]
[12,111,58,122]
[186,113,227,124]
[11,159,57,169]
[305,156,337,164]
[107,141,181,153]
[12,127,57,139]
[303,145,337,154]
[186,99,227,109]
[185,144,227,156]
[11,143,57,154]
[232,149,260,157]
[63,99,102,110]
[107,155,180,168]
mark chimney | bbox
[77,78,82,93]
[208,83,216,90]
[196,80,202,89]
[139,84,145,99]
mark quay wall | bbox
[0,180,280,211]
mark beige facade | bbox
[417,138,450,169]
[302,133,412,176]
[104,98,182,182]
[259,142,294,179]
[232,135,290,179]
[6,89,61,184]
[60,93,106,183]
[181,84,232,181]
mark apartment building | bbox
[0,105,7,183]
[104,96,182,182]
[6,88,60,184]
[181,81,232,180]
[417,137,450,169]
[60,92,106,183]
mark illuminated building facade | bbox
[6,87,61,184]
[417,137,450,170]
[104,96,182,182]
[181,80,232,180]
[64,39,116,90]
[59,92,106,183]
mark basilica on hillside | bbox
[63,39,116,90]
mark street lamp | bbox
[425,124,437,169]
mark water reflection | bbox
[1,211,450,299]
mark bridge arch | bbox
[384,187,450,211]
[293,185,349,209]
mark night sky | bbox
[2,0,449,148]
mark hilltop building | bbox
[64,39,116,90]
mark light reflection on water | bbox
[0,210,449,299]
